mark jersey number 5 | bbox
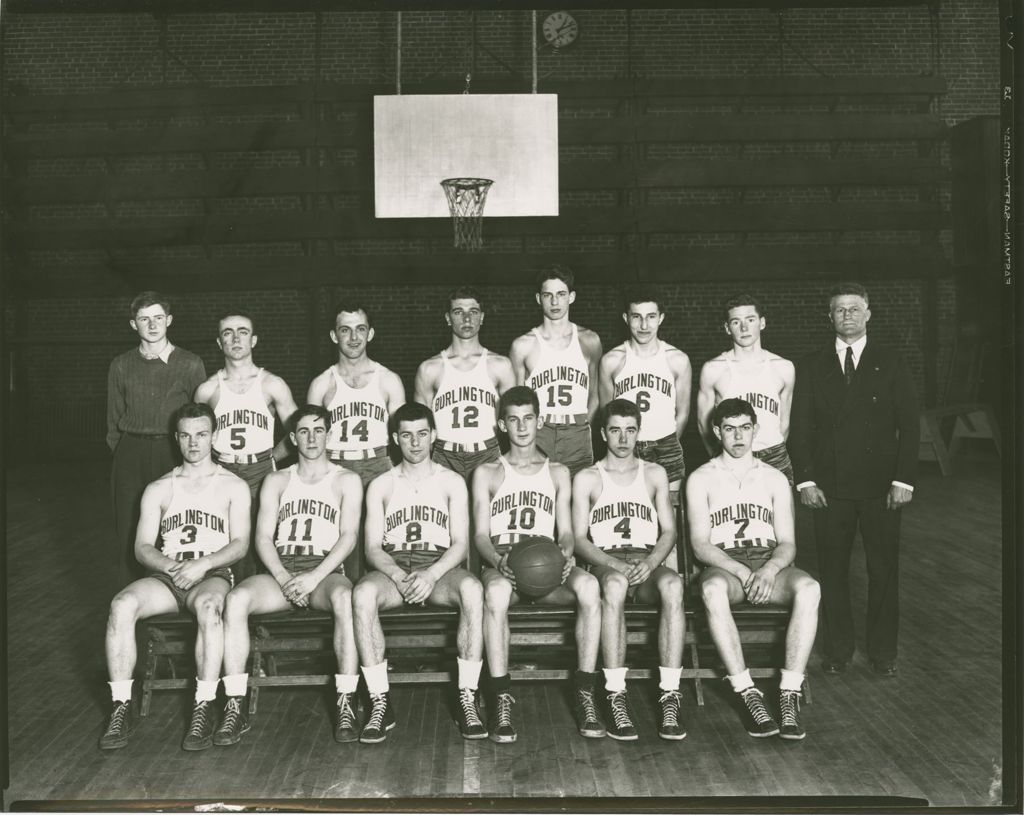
[230,427,246,450]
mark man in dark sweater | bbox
[107,292,207,590]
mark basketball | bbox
[507,538,565,599]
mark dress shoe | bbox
[871,661,898,677]
[821,659,849,674]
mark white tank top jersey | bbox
[525,325,590,419]
[325,366,390,454]
[706,459,778,554]
[431,350,499,444]
[159,467,231,560]
[611,342,677,441]
[718,354,785,449]
[274,466,341,557]
[588,462,659,551]
[382,468,452,553]
[213,369,275,456]
[489,457,557,544]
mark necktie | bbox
[844,346,855,385]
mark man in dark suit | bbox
[790,283,919,677]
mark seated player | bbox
[100,402,250,752]
[472,386,605,743]
[213,405,364,746]
[353,402,486,743]
[572,399,686,741]
[686,398,820,740]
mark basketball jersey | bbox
[159,467,231,560]
[706,459,778,554]
[611,342,677,441]
[588,462,659,551]
[324,366,390,455]
[431,350,499,444]
[717,354,784,449]
[274,466,341,557]
[525,325,590,420]
[212,369,275,455]
[382,467,451,554]
[489,456,557,545]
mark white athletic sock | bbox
[335,673,359,694]
[195,678,219,703]
[457,658,483,690]
[603,666,628,693]
[361,661,390,696]
[658,666,682,692]
[779,669,805,693]
[222,673,248,697]
[726,669,754,693]
[108,679,133,703]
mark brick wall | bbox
[1,2,994,458]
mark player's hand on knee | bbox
[283,572,319,602]
[173,560,208,589]
[799,486,828,509]
[626,560,651,586]
[744,567,777,605]
[559,554,574,585]
[498,553,517,585]
[402,571,434,605]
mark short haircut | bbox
[290,404,331,433]
[391,401,435,433]
[711,398,758,428]
[332,300,373,329]
[499,385,540,419]
[621,285,663,315]
[535,264,575,293]
[829,282,869,307]
[172,402,216,433]
[130,291,171,319]
[723,295,764,320]
[218,312,256,333]
[447,286,484,311]
[603,398,642,429]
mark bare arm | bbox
[133,481,178,573]
[570,469,625,571]
[598,351,619,408]
[255,472,291,583]
[471,464,502,569]
[696,361,720,455]
[491,354,517,396]
[551,463,576,561]
[579,329,604,423]
[201,478,251,570]
[643,464,677,571]
[670,349,693,438]
[413,359,438,408]
[422,474,470,582]
[363,477,409,583]
[265,374,299,461]
[508,334,533,387]
[306,471,363,580]
[777,359,795,441]
[380,368,407,414]
[193,375,219,408]
[306,369,331,407]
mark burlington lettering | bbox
[491,489,555,517]
[330,401,387,423]
[527,365,588,390]
[710,503,774,528]
[278,499,338,525]
[161,510,226,536]
[591,501,654,525]
[744,392,780,417]
[217,409,270,431]
[433,386,498,412]
[385,505,449,533]
[613,373,672,397]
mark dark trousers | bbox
[812,496,901,664]
[111,434,176,593]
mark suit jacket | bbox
[790,338,920,500]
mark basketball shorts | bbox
[276,551,345,577]
[636,433,685,483]
[148,566,234,612]
[535,420,593,478]
[753,442,794,486]
[593,547,656,602]
[432,438,500,479]
[219,456,274,497]
[387,548,444,572]
[329,447,392,488]
[711,546,776,574]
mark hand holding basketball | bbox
[507,538,565,599]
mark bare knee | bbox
[794,576,821,606]
[458,576,484,612]
[484,579,512,614]
[223,588,253,621]
[601,572,629,606]
[659,572,683,610]
[352,580,379,616]
[193,593,225,627]
[700,576,731,610]
[575,574,601,612]
[329,585,353,618]
[108,592,141,630]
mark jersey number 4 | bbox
[613,517,632,539]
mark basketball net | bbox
[441,177,493,251]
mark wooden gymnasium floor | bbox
[3,451,1005,809]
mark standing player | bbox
[697,297,796,483]
[353,403,486,743]
[599,288,692,496]
[687,398,820,739]
[108,291,206,590]
[509,265,603,477]
[414,287,515,479]
[99,403,250,752]
[213,405,364,747]
[307,301,406,488]
[472,386,605,743]
[572,399,686,741]
[195,312,299,577]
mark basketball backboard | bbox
[374,94,559,218]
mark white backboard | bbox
[374,94,559,218]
